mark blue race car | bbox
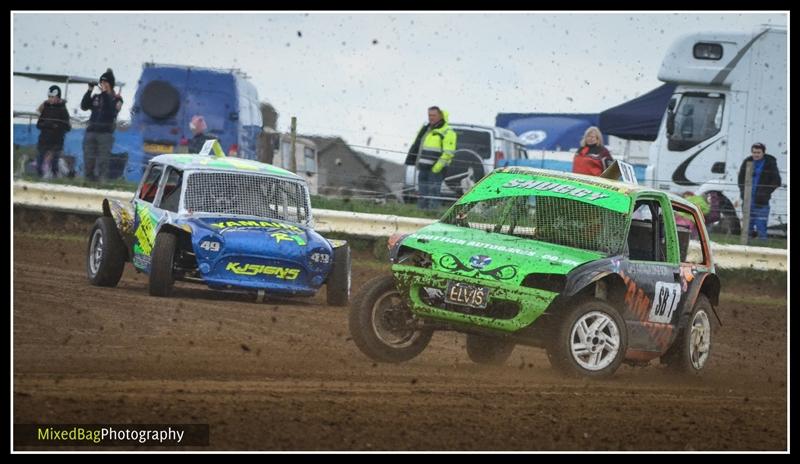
[86,144,350,305]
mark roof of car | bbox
[494,166,700,211]
[149,154,304,180]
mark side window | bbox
[251,100,263,127]
[672,203,707,264]
[237,94,254,127]
[236,82,262,128]
[628,199,668,262]
[139,164,164,203]
[159,167,183,213]
[453,129,492,159]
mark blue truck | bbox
[130,63,263,168]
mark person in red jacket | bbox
[572,126,614,176]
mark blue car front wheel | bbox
[149,231,177,297]
[86,216,126,287]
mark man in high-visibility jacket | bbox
[405,106,457,210]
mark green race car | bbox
[349,166,721,377]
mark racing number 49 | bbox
[200,241,220,252]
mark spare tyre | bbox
[140,80,180,119]
[442,149,485,196]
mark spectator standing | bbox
[404,106,457,210]
[81,68,122,181]
[572,126,614,176]
[737,142,781,240]
[187,115,215,154]
[35,85,71,178]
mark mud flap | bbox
[327,238,348,249]
[710,303,723,328]
[102,198,135,260]
[103,198,135,235]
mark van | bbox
[130,63,262,169]
[645,26,787,236]
[403,123,528,202]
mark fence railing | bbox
[13,181,786,271]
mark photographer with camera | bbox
[80,68,123,182]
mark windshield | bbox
[184,171,311,224]
[668,93,724,151]
[442,195,627,255]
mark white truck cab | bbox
[646,26,787,236]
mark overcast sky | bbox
[12,11,787,162]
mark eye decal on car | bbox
[439,253,518,281]
[469,255,492,269]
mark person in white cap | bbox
[36,85,71,178]
[188,115,215,153]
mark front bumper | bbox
[199,254,323,296]
[392,264,559,333]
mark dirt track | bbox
[13,215,787,451]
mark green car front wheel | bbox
[349,274,432,363]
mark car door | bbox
[670,198,715,324]
[622,193,683,355]
[131,162,166,272]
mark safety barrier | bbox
[13,181,786,270]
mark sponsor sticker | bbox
[210,220,302,233]
[225,262,300,280]
[502,179,610,202]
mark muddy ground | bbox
[13,210,787,451]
